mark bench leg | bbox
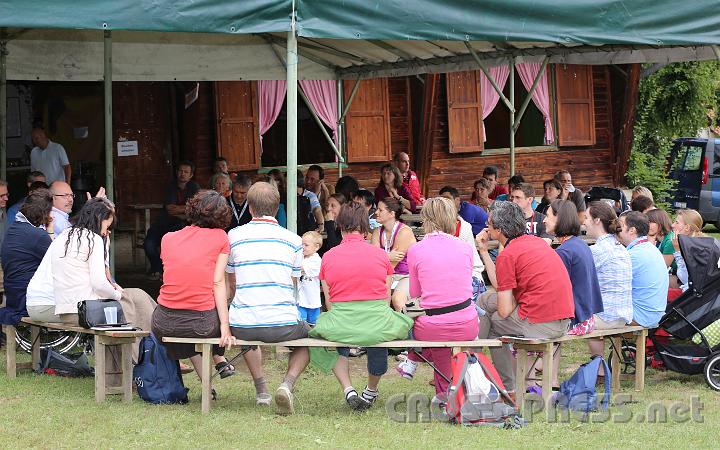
[95,336,106,403]
[4,325,16,378]
[201,343,212,414]
[541,343,554,412]
[515,345,527,414]
[121,343,133,403]
[634,331,646,392]
[30,326,40,371]
[609,336,621,395]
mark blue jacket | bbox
[0,220,52,325]
[458,201,488,236]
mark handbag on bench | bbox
[77,299,127,328]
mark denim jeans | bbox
[337,347,388,376]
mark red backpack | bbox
[445,351,524,427]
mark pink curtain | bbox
[258,80,287,138]
[516,63,555,144]
[299,80,338,144]
[479,66,510,142]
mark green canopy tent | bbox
[2,0,720,240]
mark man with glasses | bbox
[474,201,574,396]
[49,181,75,236]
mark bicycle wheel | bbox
[15,324,82,355]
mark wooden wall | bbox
[424,66,617,200]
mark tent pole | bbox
[336,79,343,177]
[286,7,298,233]
[0,41,7,181]
[513,57,549,133]
[104,30,115,274]
[509,58,515,176]
[338,78,361,123]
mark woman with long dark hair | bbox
[0,189,54,325]
[47,197,120,325]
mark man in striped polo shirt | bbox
[226,181,310,415]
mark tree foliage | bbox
[626,61,720,205]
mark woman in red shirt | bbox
[151,190,236,384]
[313,203,413,411]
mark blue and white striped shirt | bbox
[590,234,633,324]
[227,216,303,328]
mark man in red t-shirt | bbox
[393,152,425,206]
[475,201,574,394]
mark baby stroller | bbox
[649,234,720,390]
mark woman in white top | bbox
[50,197,121,325]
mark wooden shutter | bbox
[446,71,483,153]
[555,65,595,146]
[344,78,392,163]
[214,81,261,170]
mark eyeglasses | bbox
[53,193,76,199]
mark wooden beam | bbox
[417,73,439,197]
[615,63,641,186]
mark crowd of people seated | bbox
[0,147,710,415]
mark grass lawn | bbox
[1,339,718,450]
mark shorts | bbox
[594,315,628,330]
[231,321,310,343]
[297,306,321,325]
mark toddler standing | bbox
[298,231,323,325]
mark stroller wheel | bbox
[607,342,637,376]
[703,352,720,391]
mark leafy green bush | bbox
[627,61,720,207]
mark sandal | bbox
[215,361,236,379]
[179,362,194,375]
[348,347,367,357]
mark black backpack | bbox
[296,191,317,235]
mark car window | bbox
[682,145,703,171]
[714,143,720,175]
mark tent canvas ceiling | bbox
[1,0,719,80]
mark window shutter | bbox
[446,71,484,153]
[214,81,261,170]
[344,78,392,163]
[555,65,595,146]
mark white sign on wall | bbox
[117,140,139,157]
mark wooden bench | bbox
[501,326,647,414]
[3,318,149,403]
[163,337,503,413]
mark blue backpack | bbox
[133,334,189,404]
[554,356,610,414]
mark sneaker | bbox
[395,351,408,362]
[345,390,370,411]
[275,385,294,415]
[361,386,379,407]
[396,360,418,380]
[256,392,272,406]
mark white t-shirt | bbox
[30,140,70,184]
[458,217,485,279]
[297,253,322,308]
[226,216,303,328]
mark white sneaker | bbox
[275,385,294,415]
[396,360,418,380]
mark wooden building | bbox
[30,63,638,224]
